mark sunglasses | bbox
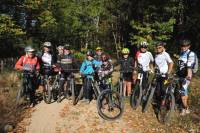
[141,46,147,49]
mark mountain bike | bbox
[16,71,38,106]
[43,71,60,104]
[73,73,101,105]
[97,75,124,120]
[130,66,149,110]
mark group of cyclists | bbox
[15,39,197,116]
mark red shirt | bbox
[15,55,40,72]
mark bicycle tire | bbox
[71,78,76,104]
[130,82,142,110]
[97,89,124,121]
[73,86,84,105]
[16,86,24,106]
[142,85,156,113]
[158,92,175,124]
[43,80,52,104]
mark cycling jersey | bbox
[15,55,40,72]
[98,62,113,77]
[80,59,102,79]
[177,49,195,77]
[155,51,173,74]
[42,52,52,67]
[136,51,154,72]
[58,53,75,72]
[118,56,135,73]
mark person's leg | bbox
[127,81,132,96]
[58,73,65,102]
[123,80,127,97]
[181,78,190,115]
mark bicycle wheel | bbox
[97,89,124,120]
[157,92,175,124]
[130,82,142,110]
[73,86,84,105]
[142,85,156,113]
[70,78,76,104]
[43,80,52,104]
[16,86,24,106]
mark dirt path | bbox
[16,98,189,133]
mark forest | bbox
[0,0,200,58]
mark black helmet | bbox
[155,41,166,47]
[180,39,191,46]
[64,44,70,50]
[86,50,95,57]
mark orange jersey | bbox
[15,55,40,72]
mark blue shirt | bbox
[80,59,102,78]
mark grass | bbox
[0,71,23,132]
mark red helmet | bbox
[101,54,110,62]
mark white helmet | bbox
[140,41,148,47]
[25,46,35,52]
[43,42,52,47]
[57,45,64,50]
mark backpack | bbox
[187,51,198,74]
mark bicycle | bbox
[16,70,38,107]
[142,71,176,124]
[96,75,124,120]
[130,66,149,110]
[43,70,61,104]
[62,69,79,104]
[73,73,101,105]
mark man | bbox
[154,42,173,102]
[95,47,104,61]
[57,44,76,102]
[135,41,154,90]
[15,46,40,107]
[177,39,196,115]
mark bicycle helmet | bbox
[64,44,70,50]
[101,54,110,62]
[86,50,95,57]
[180,39,191,46]
[155,41,166,47]
[140,41,148,48]
[43,42,52,47]
[25,46,35,52]
[96,47,102,51]
[57,45,64,50]
[121,48,130,54]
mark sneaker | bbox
[185,108,190,114]
[180,109,186,116]
[57,97,61,103]
[29,103,34,108]
[85,99,90,104]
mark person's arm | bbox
[186,52,195,79]
[15,56,24,71]
[165,52,174,74]
[36,57,40,72]
[149,52,154,72]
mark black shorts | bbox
[123,72,132,81]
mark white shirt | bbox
[42,52,52,66]
[137,51,154,71]
[155,51,173,74]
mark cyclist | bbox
[95,47,104,61]
[154,42,173,102]
[15,46,40,107]
[177,39,195,115]
[118,48,135,97]
[135,41,154,93]
[57,44,77,102]
[98,54,113,91]
[56,45,64,64]
[80,50,102,103]
[40,42,56,75]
